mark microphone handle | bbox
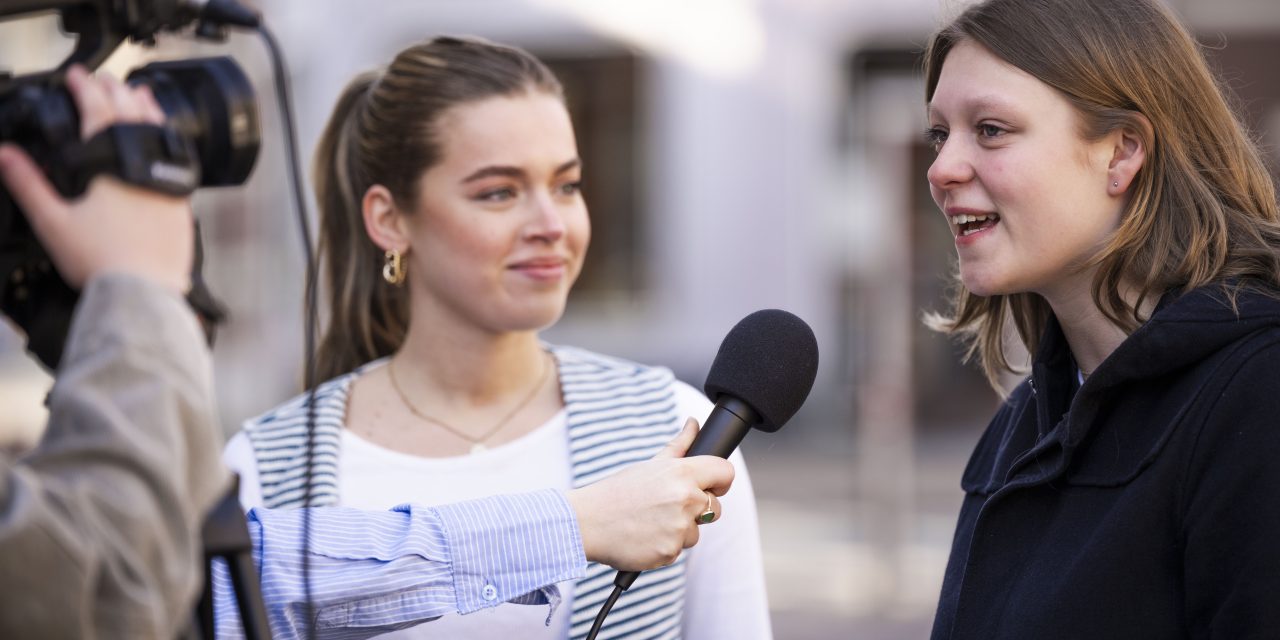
[687,396,758,457]
[614,396,760,590]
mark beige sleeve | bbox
[0,273,231,638]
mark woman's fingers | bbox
[568,450,737,571]
[656,417,700,459]
[684,455,735,498]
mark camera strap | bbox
[63,123,202,197]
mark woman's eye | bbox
[977,123,1006,139]
[924,127,948,151]
[558,180,583,196]
[477,187,516,202]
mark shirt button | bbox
[482,584,498,601]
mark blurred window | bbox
[844,48,998,433]
[541,54,644,299]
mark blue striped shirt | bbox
[213,489,586,639]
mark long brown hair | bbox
[312,36,563,381]
[923,0,1280,391]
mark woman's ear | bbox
[1108,113,1151,196]
[362,184,409,252]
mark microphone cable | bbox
[585,577,628,640]
[254,19,322,640]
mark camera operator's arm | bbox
[0,67,229,637]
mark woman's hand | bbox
[566,418,735,571]
[0,65,193,294]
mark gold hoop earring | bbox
[382,249,406,286]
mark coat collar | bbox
[966,282,1280,491]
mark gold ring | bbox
[697,490,716,525]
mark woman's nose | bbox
[926,138,975,191]
[525,195,567,242]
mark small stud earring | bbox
[1112,181,1119,188]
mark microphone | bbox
[613,309,820,591]
[585,310,821,639]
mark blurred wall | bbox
[6,0,1277,439]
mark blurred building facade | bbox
[3,0,1280,636]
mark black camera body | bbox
[0,0,261,368]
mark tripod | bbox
[193,477,273,639]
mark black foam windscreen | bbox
[702,309,819,432]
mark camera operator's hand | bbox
[0,65,193,294]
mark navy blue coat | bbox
[932,284,1280,639]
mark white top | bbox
[224,378,771,639]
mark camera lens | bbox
[128,57,260,186]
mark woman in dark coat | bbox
[922,0,1280,637]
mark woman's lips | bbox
[510,258,567,281]
[946,209,1000,244]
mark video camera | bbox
[0,0,262,369]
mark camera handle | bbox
[63,123,201,198]
[193,476,273,640]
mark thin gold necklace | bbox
[386,351,552,454]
